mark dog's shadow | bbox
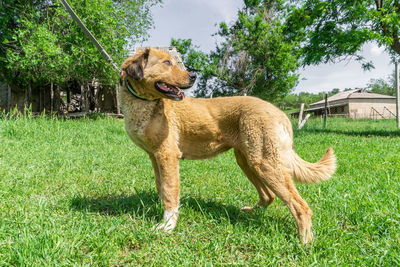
[70,190,161,218]
[70,189,292,232]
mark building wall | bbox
[348,98,396,119]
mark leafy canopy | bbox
[366,72,396,96]
[173,0,301,101]
[285,0,400,69]
[0,0,161,87]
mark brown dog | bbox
[120,48,336,244]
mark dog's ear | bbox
[124,48,150,81]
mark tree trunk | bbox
[80,84,85,112]
[87,83,93,112]
[7,84,11,112]
[66,87,71,112]
[53,85,61,114]
[50,82,54,113]
[27,85,32,110]
[39,90,43,112]
[85,83,90,112]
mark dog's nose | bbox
[188,72,197,81]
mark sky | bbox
[140,0,395,94]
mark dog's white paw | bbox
[153,221,175,233]
[240,206,255,212]
[152,210,178,233]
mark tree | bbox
[0,0,160,88]
[170,38,209,72]
[285,0,400,69]
[276,88,345,111]
[170,38,221,97]
[366,73,395,95]
[172,0,301,100]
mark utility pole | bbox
[396,59,400,128]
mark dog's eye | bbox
[163,60,172,66]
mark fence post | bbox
[115,84,121,115]
[323,93,328,128]
[298,114,311,130]
[298,103,304,128]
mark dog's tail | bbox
[289,147,336,184]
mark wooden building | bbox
[293,88,396,119]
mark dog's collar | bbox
[120,71,152,101]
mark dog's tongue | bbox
[157,82,185,99]
[158,83,169,92]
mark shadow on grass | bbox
[300,128,400,137]
[182,196,292,230]
[70,190,161,218]
[70,190,293,236]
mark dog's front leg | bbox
[152,150,180,233]
[148,153,162,199]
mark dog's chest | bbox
[122,99,157,151]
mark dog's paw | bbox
[240,206,256,212]
[152,210,178,233]
[152,221,175,233]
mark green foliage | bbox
[0,0,161,88]
[366,72,396,96]
[172,1,301,100]
[285,0,400,68]
[0,116,399,264]
[171,38,209,72]
[170,38,221,97]
[276,88,341,111]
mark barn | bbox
[298,88,396,119]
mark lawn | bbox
[0,113,399,265]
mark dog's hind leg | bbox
[234,149,275,211]
[250,158,313,244]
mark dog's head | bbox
[121,48,197,101]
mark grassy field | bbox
[0,113,399,265]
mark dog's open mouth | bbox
[155,82,185,101]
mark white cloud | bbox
[370,44,385,56]
[195,0,242,23]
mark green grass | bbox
[0,114,399,265]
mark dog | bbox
[119,48,336,244]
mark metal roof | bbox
[310,88,395,107]
[306,102,348,112]
[134,46,186,70]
